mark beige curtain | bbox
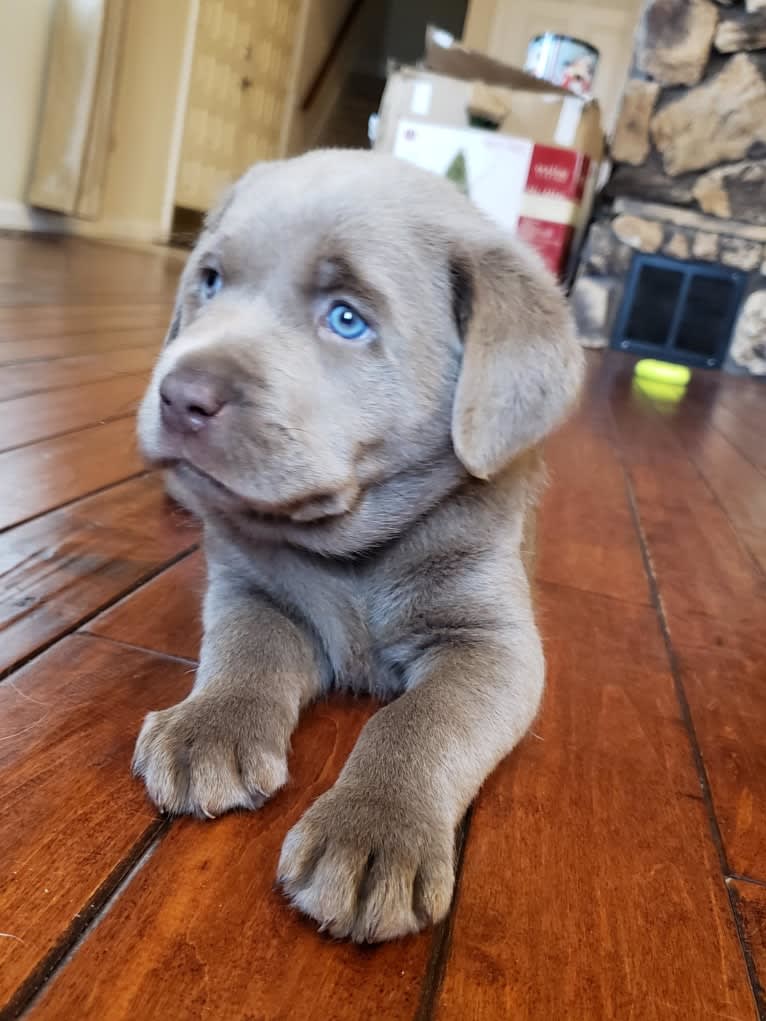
[27,0,126,218]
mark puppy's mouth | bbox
[167,460,356,525]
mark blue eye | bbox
[326,302,371,341]
[200,267,222,301]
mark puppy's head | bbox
[139,150,582,555]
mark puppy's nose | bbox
[159,368,228,434]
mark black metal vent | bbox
[612,253,746,368]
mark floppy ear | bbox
[450,236,584,480]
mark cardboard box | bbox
[373,29,605,281]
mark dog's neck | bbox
[201,449,470,563]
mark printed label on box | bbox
[525,145,590,202]
[517,217,574,277]
[393,119,533,233]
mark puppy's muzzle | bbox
[159,367,229,435]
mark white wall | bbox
[0,0,194,242]
[94,0,193,238]
[0,0,57,220]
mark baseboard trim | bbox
[0,200,68,234]
[75,217,168,245]
[0,200,167,246]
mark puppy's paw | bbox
[278,786,455,942]
[132,694,288,818]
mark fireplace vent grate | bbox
[612,253,746,368]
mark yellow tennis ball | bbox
[634,359,692,386]
[633,376,687,405]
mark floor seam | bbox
[656,410,766,583]
[0,410,140,456]
[606,400,765,1021]
[682,388,766,481]
[0,341,159,370]
[728,874,766,891]
[0,544,198,684]
[708,421,766,483]
[0,370,154,406]
[413,806,474,1021]
[0,470,151,537]
[0,322,166,343]
[2,822,171,1021]
[537,576,652,610]
[78,631,199,669]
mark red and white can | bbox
[524,34,599,98]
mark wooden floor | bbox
[0,235,764,1020]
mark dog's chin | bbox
[164,461,357,528]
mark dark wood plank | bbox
[0,301,169,324]
[610,373,766,887]
[538,407,649,606]
[692,379,766,483]
[84,552,205,661]
[0,347,156,401]
[662,404,766,575]
[0,327,162,366]
[0,309,168,342]
[434,583,756,1020]
[0,291,174,308]
[0,374,147,452]
[25,697,437,1021]
[684,368,766,478]
[732,881,766,1018]
[676,641,766,881]
[0,474,198,676]
[0,636,193,1018]
[694,372,766,434]
[0,418,146,531]
[0,238,181,307]
[708,401,766,479]
[0,231,760,1018]
[610,375,765,655]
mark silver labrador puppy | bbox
[134,150,583,943]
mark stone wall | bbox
[572,0,766,377]
[607,0,766,224]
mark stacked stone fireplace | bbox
[572,0,766,375]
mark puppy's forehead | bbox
[207,153,464,295]
[224,158,413,241]
[201,151,491,306]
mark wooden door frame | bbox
[464,0,498,51]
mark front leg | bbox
[133,568,323,818]
[278,610,544,942]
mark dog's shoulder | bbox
[389,445,545,568]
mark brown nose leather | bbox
[159,368,228,434]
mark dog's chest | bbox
[243,548,419,697]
